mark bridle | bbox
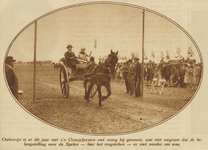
[96,54,117,73]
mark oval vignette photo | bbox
[4,2,203,134]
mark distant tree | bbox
[187,46,194,57]
[151,51,155,59]
[16,60,23,64]
[135,52,139,58]
[176,48,182,58]
[144,52,148,60]
[160,51,164,61]
[166,50,170,60]
[131,53,135,59]
[43,60,52,64]
[117,55,121,60]
[160,51,164,58]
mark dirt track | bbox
[15,64,196,134]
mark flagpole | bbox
[94,39,96,61]
[141,9,145,97]
[33,21,37,103]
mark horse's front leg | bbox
[101,83,111,101]
[97,86,102,106]
[83,80,88,100]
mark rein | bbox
[99,65,110,71]
[90,55,114,75]
[100,55,115,71]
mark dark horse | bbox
[83,50,118,106]
[170,65,180,87]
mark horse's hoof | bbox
[84,96,87,100]
[101,96,105,101]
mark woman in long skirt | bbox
[184,64,193,89]
[191,64,201,89]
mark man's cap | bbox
[66,44,73,48]
[5,56,16,62]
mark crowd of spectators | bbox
[114,58,202,90]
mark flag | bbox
[94,39,97,49]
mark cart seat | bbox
[76,63,88,69]
[77,58,88,63]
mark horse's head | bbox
[106,50,118,73]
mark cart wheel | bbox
[59,66,69,98]
[87,82,97,98]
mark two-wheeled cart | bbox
[59,61,97,98]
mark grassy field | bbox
[12,64,196,134]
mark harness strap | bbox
[99,65,109,70]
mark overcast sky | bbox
[8,4,200,63]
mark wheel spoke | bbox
[59,66,69,98]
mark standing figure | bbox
[127,59,133,95]
[134,57,141,97]
[192,62,201,89]
[184,63,192,89]
[5,56,18,99]
[179,64,186,87]
[145,63,151,84]
[156,63,162,80]
[129,59,135,95]
[122,61,130,93]
[115,66,121,82]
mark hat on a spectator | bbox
[128,59,132,63]
[66,44,73,48]
[5,56,16,62]
[185,63,190,67]
[90,56,94,61]
[133,57,140,60]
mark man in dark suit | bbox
[134,57,141,97]
[127,59,134,95]
[121,61,130,93]
[5,56,18,99]
[64,44,79,74]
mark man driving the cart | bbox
[64,44,79,75]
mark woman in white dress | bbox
[184,63,193,89]
[78,47,92,62]
[191,63,201,89]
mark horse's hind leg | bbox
[97,86,102,106]
[101,83,111,101]
[86,82,94,102]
